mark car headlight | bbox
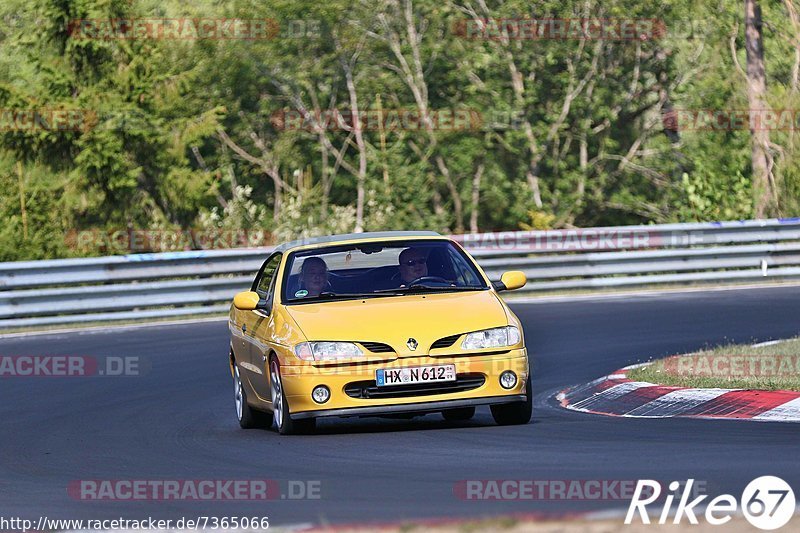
[461,326,521,350]
[294,342,364,361]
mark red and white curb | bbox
[557,363,800,422]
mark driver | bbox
[398,247,428,286]
[300,256,329,297]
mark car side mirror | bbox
[233,291,268,311]
[493,271,527,292]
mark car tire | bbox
[269,358,316,435]
[233,364,273,429]
[442,406,476,421]
[490,374,532,426]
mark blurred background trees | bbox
[1,0,799,259]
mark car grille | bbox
[360,342,395,353]
[344,373,485,399]
[430,334,461,349]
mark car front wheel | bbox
[269,358,315,435]
[490,374,532,426]
[234,364,273,429]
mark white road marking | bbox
[753,397,800,422]
[569,381,653,410]
[751,339,788,348]
[625,388,730,417]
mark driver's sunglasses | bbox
[402,258,427,267]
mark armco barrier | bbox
[2,218,800,329]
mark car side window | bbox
[265,263,281,308]
[253,254,282,299]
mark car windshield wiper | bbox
[294,291,349,301]
[295,291,390,301]
[371,288,409,295]
[410,284,485,291]
[374,284,483,294]
[296,286,487,300]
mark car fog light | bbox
[312,385,331,404]
[499,371,517,389]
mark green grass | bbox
[627,338,800,391]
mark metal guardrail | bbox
[2,218,800,329]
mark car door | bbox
[245,253,282,401]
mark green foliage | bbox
[1,0,800,260]
[678,168,753,222]
[272,187,357,242]
[520,211,557,231]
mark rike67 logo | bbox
[626,476,795,530]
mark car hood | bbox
[284,290,508,357]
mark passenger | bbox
[300,257,329,297]
[398,248,428,286]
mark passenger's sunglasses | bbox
[402,258,427,267]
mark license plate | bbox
[376,364,456,386]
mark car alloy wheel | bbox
[233,356,273,429]
[269,358,315,435]
[270,360,285,429]
[234,366,244,421]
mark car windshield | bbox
[282,240,487,303]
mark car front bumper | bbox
[290,395,527,420]
[280,349,529,419]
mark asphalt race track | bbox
[2,286,799,527]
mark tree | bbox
[744,0,776,217]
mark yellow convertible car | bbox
[228,231,530,434]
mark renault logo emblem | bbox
[407,338,418,351]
